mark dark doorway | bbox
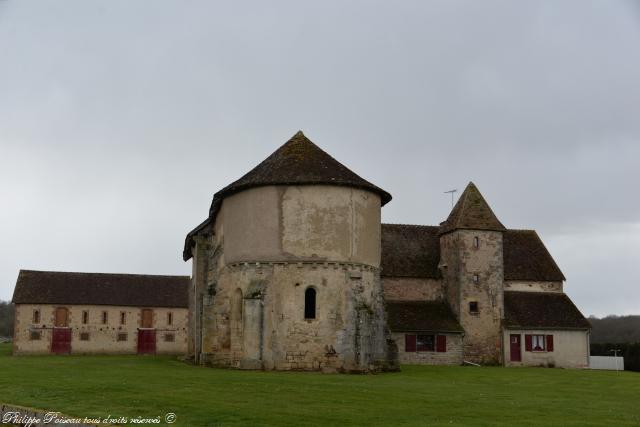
[510,334,521,362]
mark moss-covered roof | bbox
[440,182,506,234]
[381,225,565,281]
[381,224,441,279]
[386,300,463,333]
[504,291,590,329]
[214,131,391,206]
[503,229,566,281]
[12,270,189,308]
[184,131,391,260]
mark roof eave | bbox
[504,325,591,331]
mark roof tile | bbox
[12,270,189,308]
[440,182,506,234]
[386,300,463,332]
[504,291,590,329]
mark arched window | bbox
[304,287,316,319]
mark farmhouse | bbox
[183,131,590,371]
[11,271,189,355]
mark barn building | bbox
[11,270,189,355]
[183,131,590,370]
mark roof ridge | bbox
[504,290,568,295]
[382,223,440,228]
[19,270,190,279]
[453,183,470,229]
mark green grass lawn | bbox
[1,343,638,426]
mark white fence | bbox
[590,356,624,370]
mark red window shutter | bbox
[436,335,447,352]
[525,334,533,352]
[405,334,416,352]
[546,335,554,352]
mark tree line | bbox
[0,300,14,337]
[588,315,640,372]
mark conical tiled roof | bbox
[213,131,392,205]
[440,182,505,234]
[184,131,391,260]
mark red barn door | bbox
[51,328,71,354]
[137,329,156,354]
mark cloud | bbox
[0,1,638,315]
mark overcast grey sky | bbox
[1,1,639,316]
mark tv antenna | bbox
[444,189,457,209]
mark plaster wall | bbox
[13,304,187,355]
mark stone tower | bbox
[439,182,506,364]
[183,131,398,372]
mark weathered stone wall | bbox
[222,185,381,266]
[391,332,463,365]
[440,230,504,364]
[382,277,443,301]
[200,262,393,372]
[503,329,589,368]
[190,184,397,371]
[13,304,187,355]
[439,233,460,316]
[504,281,563,293]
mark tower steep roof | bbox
[184,131,391,260]
[440,182,505,234]
[213,131,391,206]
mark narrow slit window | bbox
[473,236,480,248]
[82,311,89,324]
[473,274,479,284]
[167,312,173,326]
[33,309,40,324]
[120,311,126,325]
[304,287,316,319]
[102,311,108,324]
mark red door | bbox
[51,328,72,354]
[137,329,156,354]
[510,334,521,362]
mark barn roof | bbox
[11,270,189,308]
[440,182,506,234]
[503,229,566,281]
[184,131,391,261]
[386,300,463,333]
[381,225,564,281]
[381,224,441,279]
[504,291,590,330]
